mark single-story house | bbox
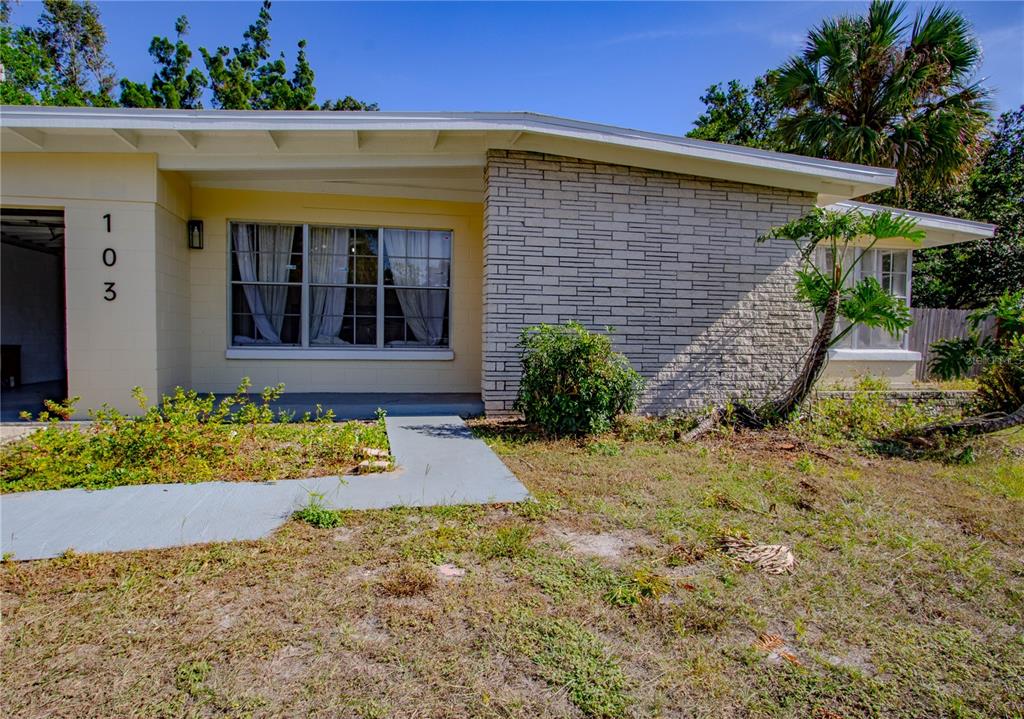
[0,106,995,419]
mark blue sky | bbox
[10,1,1023,134]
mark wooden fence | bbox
[908,307,998,380]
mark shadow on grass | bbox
[466,419,552,446]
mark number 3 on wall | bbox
[103,282,117,301]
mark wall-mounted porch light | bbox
[187,220,204,250]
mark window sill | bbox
[828,349,922,362]
[225,347,454,361]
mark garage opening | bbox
[1,208,67,421]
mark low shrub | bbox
[1,379,390,492]
[794,376,940,443]
[514,322,645,436]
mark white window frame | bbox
[820,247,917,355]
[225,221,454,360]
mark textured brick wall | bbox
[482,150,818,415]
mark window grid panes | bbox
[230,223,452,350]
[821,248,912,350]
[230,223,304,346]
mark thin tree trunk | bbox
[762,289,841,422]
[904,403,1024,441]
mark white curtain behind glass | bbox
[232,223,295,344]
[309,226,349,344]
[859,250,908,349]
[821,248,911,350]
[383,229,449,346]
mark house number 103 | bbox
[102,213,117,300]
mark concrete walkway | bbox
[0,416,529,561]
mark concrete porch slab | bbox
[1,415,527,561]
[219,392,485,420]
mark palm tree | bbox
[773,0,990,203]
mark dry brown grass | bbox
[2,422,1022,718]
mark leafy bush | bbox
[930,289,1024,380]
[975,337,1024,414]
[1,379,390,492]
[514,322,645,436]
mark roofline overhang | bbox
[826,200,996,248]
[0,106,897,201]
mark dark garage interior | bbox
[1,208,67,421]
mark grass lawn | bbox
[2,422,1022,718]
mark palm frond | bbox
[860,210,926,243]
[838,276,913,336]
[929,335,982,379]
[794,268,834,315]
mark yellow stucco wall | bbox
[188,187,484,394]
[155,171,192,393]
[1,153,164,415]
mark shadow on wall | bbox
[481,149,817,416]
[638,255,815,413]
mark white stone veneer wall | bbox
[482,150,818,415]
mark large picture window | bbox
[822,248,912,351]
[230,222,452,351]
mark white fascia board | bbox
[1,105,897,193]
[825,200,996,247]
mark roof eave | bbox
[826,200,997,248]
[0,105,898,199]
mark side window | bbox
[821,247,912,351]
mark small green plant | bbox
[794,454,815,473]
[587,439,621,456]
[604,567,670,607]
[478,523,533,560]
[292,492,343,529]
[512,492,561,520]
[612,414,696,442]
[174,659,213,700]
[514,322,645,436]
[671,588,737,635]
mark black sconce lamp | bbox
[187,220,204,250]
